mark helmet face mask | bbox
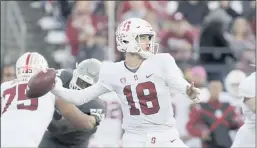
[69,69,93,90]
[75,77,91,89]
[69,59,101,90]
[228,83,240,97]
[116,18,159,59]
[135,34,159,57]
[225,70,246,97]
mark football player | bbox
[51,18,201,147]
[231,72,256,148]
[39,59,105,148]
[1,52,100,147]
[1,52,55,147]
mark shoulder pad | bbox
[151,53,176,66]
[1,81,14,91]
[57,69,73,88]
[154,53,175,60]
[99,61,115,76]
[1,80,17,98]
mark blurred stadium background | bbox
[1,1,256,77]
[1,0,256,147]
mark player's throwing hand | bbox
[186,82,201,103]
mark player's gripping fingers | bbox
[186,82,194,96]
[52,77,63,90]
[186,84,201,102]
[192,97,200,103]
[191,88,201,103]
[186,86,191,96]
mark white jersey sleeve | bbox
[161,54,190,96]
[97,62,114,91]
[238,72,255,124]
[238,72,255,98]
[51,64,112,106]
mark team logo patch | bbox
[146,73,153,78]
[134,75,138,81]
[120,78,126,84]
[151,137,156,144]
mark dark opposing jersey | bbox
[47,69,105,145]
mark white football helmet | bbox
[16,52,48,80]
[225,69,246,97]
[238,72,255,98]
[116,18,159,59]
[69,59,102,90]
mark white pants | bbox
[231,124,255,148]
[122,128,188,148]
[88,138,121,148]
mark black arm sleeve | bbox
[57,69,73,89]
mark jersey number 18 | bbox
[123,81,160,115]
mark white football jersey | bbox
[1,79,55,147]
[89,92,123,147]
[98,53,189,134]
[239,72,256,125]
[231,72,256,148]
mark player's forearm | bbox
[51,86,90,105]
[51,82,108,106]
[165,54,190,95]
[167,77,189,96]
[55,98,96,129]
[49,118,95,135]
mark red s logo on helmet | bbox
[122,21,131,32]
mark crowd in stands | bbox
[35,1,255,79]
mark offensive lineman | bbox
[1,52,55,147]
[39,59,105,148]
[51,18,201,147]
[231,72,256,148]
[1,53,101,147]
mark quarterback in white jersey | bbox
[1,52,55,147]
[231,72,256,148]
[88,92,123,147]
[51,18,201,147]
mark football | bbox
[26,68,56,98]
